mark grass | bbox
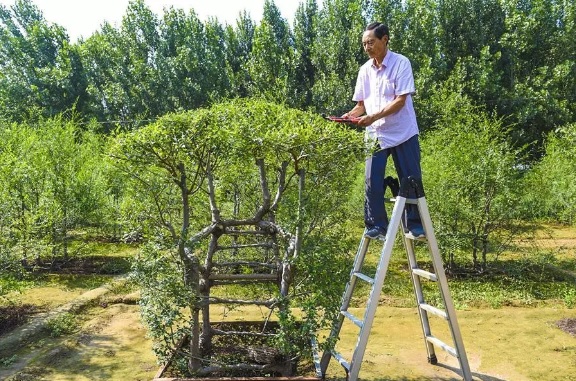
[1,237,137,309]
[342,223,576,311]
[1,223,575,380]
[45,312,80,337]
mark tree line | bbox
[1,0,576,277]
[1,0,575,150]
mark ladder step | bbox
[332,350,351,371]
[353,271,375,284]
[412,268,437,281]
[341,310,364,328]
[426,335,458,358]
[419,303,448,319]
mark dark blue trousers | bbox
[364,134,422,229]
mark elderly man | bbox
[343,22,424,240]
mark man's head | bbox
[362,22,389,62]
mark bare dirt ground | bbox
[0,279,157,381]
[1,287,575,380]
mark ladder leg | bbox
[347,196,406,381]
[403,236,437,363]
[320,197,407,381]
[320,234,371,375]
[399,177,472,380]
[418,197,473,380]
[320,176,473,381]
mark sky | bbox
[0,0,312,41]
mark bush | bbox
[45,312,79,337]
[421,88,524,269]
[520,123,576,224]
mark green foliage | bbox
[1,354,17,367]
[45,312,79,337]
[131,243,191,362]
[0,117,114,267]
[421,86,524,269]
[223,12,255,98]
[0,0,84,122]
[247,2,294,105]
[0,248,25,289]
[116,98,366,365]
[292,0,319,109]
[311,0,366,114]
[563,287,576,309]
[520,123,576,224]
[1,0,574,151]
[111,98,365,243]
[0,0,575,371]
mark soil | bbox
[160,321,315,379]
[2,294,576,381]
[0,305,41,336]
[0,255,128,337]
[556,318,576,336]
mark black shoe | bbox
[365,226,387,240]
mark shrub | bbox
[520,123,576,224]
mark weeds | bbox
[563,288,576,308]
[45,312,79,337]
[1,354,17,367]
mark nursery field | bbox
[0,226,574,381]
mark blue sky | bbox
[0,0,311,41]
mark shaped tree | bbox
[110,99,364,376]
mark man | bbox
[343,22,424,240]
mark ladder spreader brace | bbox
[319,176,472,381]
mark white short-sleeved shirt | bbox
[352,50,419,149]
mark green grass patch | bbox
[45,312,80,337]
[336,233,576,310]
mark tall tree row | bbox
[0,0,85,122]
[1,0,575,149]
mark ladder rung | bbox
[341,310,364,328]
[426,335,458,357]
[353,271,375,284]
[332,350,351,371]
[419,303,448,319]
[412,268,437,281]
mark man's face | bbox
[362,30,388,59]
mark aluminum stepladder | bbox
[319,176,472,381]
